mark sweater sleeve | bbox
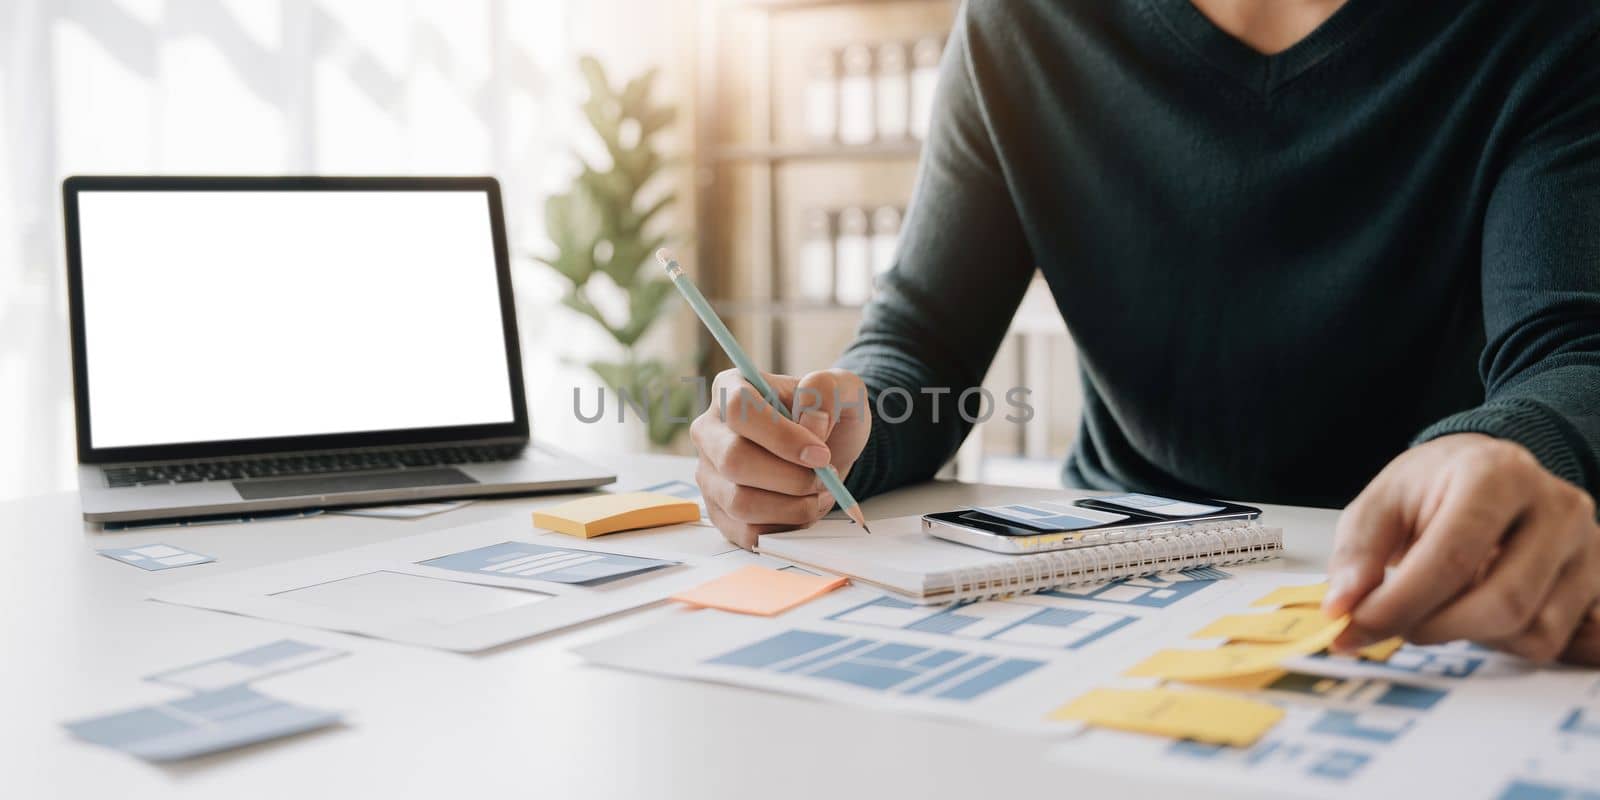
[1414,34,1600,495]
[836,4,1036,499]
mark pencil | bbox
[657,249,872,534]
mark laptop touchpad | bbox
[232,468,477,499]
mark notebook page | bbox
[760,515,1030,597]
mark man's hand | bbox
[1325,434,1600,665]
[689,368,872,550]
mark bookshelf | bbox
[692,0,1073,486]
[693,0,955,375]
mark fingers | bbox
[700,463,830,550]
[1485,548,1600,664]
[1561,604,1600,667]
[691,414,823,496]
[697,464,827,526]
[693,367,871,549]
[1325,480,1412,618]
[793,370,843,441]
[1409,490,1587,646]
[704,495,793,551]
[1337,456,1530,650]
[712,370,832,469]
[795,369,873,474]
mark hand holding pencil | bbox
[659,249,874,550]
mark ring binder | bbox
[944,521,1282,604]
[760,516,1284,605]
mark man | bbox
[689,0,1600,664]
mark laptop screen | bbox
[73,188,517,450]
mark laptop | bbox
[63,175,615,524]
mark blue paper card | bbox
[63,686,340,762]
[642,480,702,500]
[146,640,348,691]
[642,480,707,518]
[98,543,215,571]
[420,541,678,586]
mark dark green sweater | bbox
[838,0,1600,508]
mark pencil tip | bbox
[844,504,871,533]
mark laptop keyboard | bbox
[104,444,524,488]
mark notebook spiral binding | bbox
[944,521,1283,604]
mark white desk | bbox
[3,454,1340,799]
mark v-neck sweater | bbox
[837,0,1600,507]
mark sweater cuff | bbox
[1414,398,1590,489]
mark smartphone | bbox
[921,495,1261,555]
[1074,493,1260,523]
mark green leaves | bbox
[616,277,675,347]
[537,182,605,284]
[585,357,700,448]
[533,54,695,447]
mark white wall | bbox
[0,0,704,502]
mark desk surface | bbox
[2,454,1340,799]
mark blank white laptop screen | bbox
[75,190,516,449]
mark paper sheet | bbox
[580,566,1322,734]
[150,515,747,652]
[1053,662,1595,799]
[671,566,847,616]
[581,563,1598,798]
[420,540,678,585]
[332,500,474,519]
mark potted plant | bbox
[533,55,698,449]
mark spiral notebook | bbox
[759,515,1282,604]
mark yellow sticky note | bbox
[1357,637,1404,662]
[671,566,848,616]
[1250,582,1330,609]
[1192,608,1337,643]
[532,492,700,538]
[1125,616,1349,681]
[1049,688,1285,747]
[1179,669,1289,691]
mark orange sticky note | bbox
[671,566,847,616]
